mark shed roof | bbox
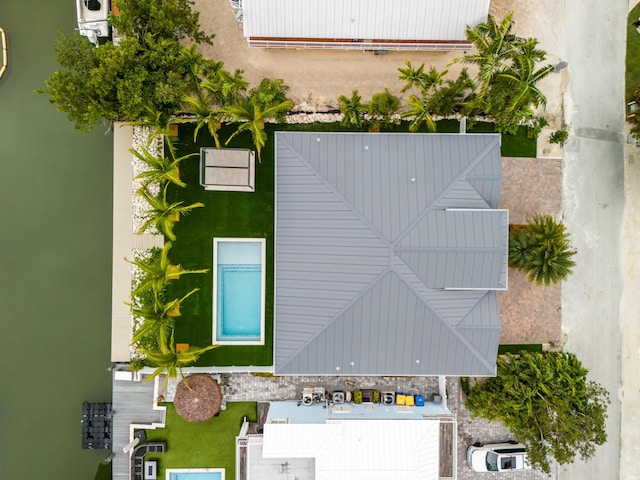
[242,0,489,42]
[274,132,506,376]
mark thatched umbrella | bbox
[173,374,222,422]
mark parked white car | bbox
[467,441,530,472]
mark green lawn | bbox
[144,402,257,479]
[166,123,275,367]
[627,4,640,102]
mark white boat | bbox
[0,28,7,79]
[76,0,111,46]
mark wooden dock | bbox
[111,372,166,480]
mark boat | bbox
[0,27,7,79]
[76,0,111,46]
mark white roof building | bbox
[241,0,489,50]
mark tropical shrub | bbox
[367,89,401,131]
[549,129,569,145]
[508,215,576,285]
[466,351,609,473]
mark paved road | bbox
[560,1,627,479]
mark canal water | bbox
[0,1,113,478]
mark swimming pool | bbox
[212,238,265,345]
[166,468,224,480]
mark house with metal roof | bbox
[274,132,507,377]
[240,0,489,50]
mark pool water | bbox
[213,239,265,344]
[217,265,261,337]
[168,470,223,480]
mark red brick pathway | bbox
[498,157,564,346]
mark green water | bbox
[0,1,113,478]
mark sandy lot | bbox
[195,0,566,131]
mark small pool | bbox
[212,238,265,345]
[166,468,224,480]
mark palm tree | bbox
[131,145,196,189]
[217,68,249,104]
[509,215,577,286]
[494,40,554,115]
[430,68,476,117]
[130,288,199,349]
[130,107,180,150]
[223,98,293,160]
[138,185,204,241]
[402,95,437,132]
[453,12,521,99]
[180,91,224,147]
[127,242,209,298]
[398,60,427,93]
[338,90,367,128]
[140,331,218,385]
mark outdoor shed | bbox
[274,132,507,376]
[241,0,489,50]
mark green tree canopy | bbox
[466,351,609,473]
[110,0,213,44]
[38,0,213,132]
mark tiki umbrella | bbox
[173,374,222,422]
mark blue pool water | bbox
[169,472,222,480]
[214,241,263,342]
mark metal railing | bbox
[248,38,470,51]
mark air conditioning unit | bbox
[381,391,395,406]
[301,387,314,406]
[332,391,345,404]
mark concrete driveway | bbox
[559,1,626,479]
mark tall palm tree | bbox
[509,215,577,286]
[127,242,209,298]
[338,90,367,128]
[138,185,204,241]
[180,91,224,147]
[402,95,437,133]
[453,12,521,99]
[223,98,293,160]
[140,331,218,385]
[398,60,427,93]
[130,288,199,349]
[131,145,196,189]
[217,68,249,104]
[494,40,554,115]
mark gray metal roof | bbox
[274,132,506,376]
[243,0,489,41]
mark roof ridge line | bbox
[392,258,496,373]
[392,136,500,246]
[276,268,393,372]
[277,133,390,244]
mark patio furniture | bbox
[199,147,255,192]
[131,442,166,480]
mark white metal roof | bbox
[242,0,489,41]
[262,419,440,480]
